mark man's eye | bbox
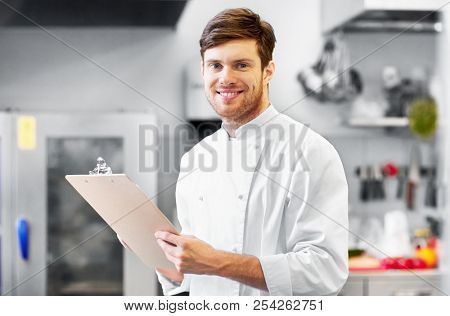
[236,63,248,69]
[209,63,222,70]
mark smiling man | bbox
[153,8,349,296]
[202,38,271,136]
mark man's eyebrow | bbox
[234,59,254,64]
[204,58,255,64]
[205,59,219,63]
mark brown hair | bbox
[199,8,276,69]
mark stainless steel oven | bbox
[0,111,159,295]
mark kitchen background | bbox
[0,0,449,296]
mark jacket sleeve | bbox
[259,138,349,295]
[157,153,193,295]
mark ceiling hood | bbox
[322,0,446,33]
[0,0,188,27]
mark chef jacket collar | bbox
[220,104,278,141]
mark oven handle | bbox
[16,217,29,261]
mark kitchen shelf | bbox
[348,117,409,127]
[350,268,441,277]
[341,269,443,296]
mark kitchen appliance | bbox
[322,0,445,34]
[0,112,159,295]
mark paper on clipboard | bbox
[65,174,178,269]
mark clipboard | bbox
[65,174,178,269]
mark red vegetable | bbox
[381,257,428,269]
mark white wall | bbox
[0,27,184,125]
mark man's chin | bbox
[211,103,239,116]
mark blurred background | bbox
[1,0,450,296]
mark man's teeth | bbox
[220,92,240,97]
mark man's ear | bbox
[263,60,275,84]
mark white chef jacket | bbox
[157,105,349,296]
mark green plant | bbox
[408,98,438,139]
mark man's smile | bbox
[216,89,244,102]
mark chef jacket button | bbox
[232,246,238,253]
[238,194,244,200]
[255,145,260,150]
[199,196,204,201]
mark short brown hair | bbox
[199,8,276,69]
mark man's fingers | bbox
[155,231,183,246]
[164,251,178,265]
[157,239,179,257]
[157,240,179,264]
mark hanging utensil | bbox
[357,165,370,202]
[297,32,362,103]
[425,167,437,208]
[406,144,421,210]
[396,166,406,199]
[373,164,386,200]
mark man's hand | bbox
[122,231,267,290]
[155,231,220,275]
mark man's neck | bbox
[222,101,270,138]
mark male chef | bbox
[154,8,348,296]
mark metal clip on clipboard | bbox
[89,157,112,175]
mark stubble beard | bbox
[207,80,265,127]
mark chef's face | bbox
[202,39,274,122]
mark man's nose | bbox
[219,66,236,85]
